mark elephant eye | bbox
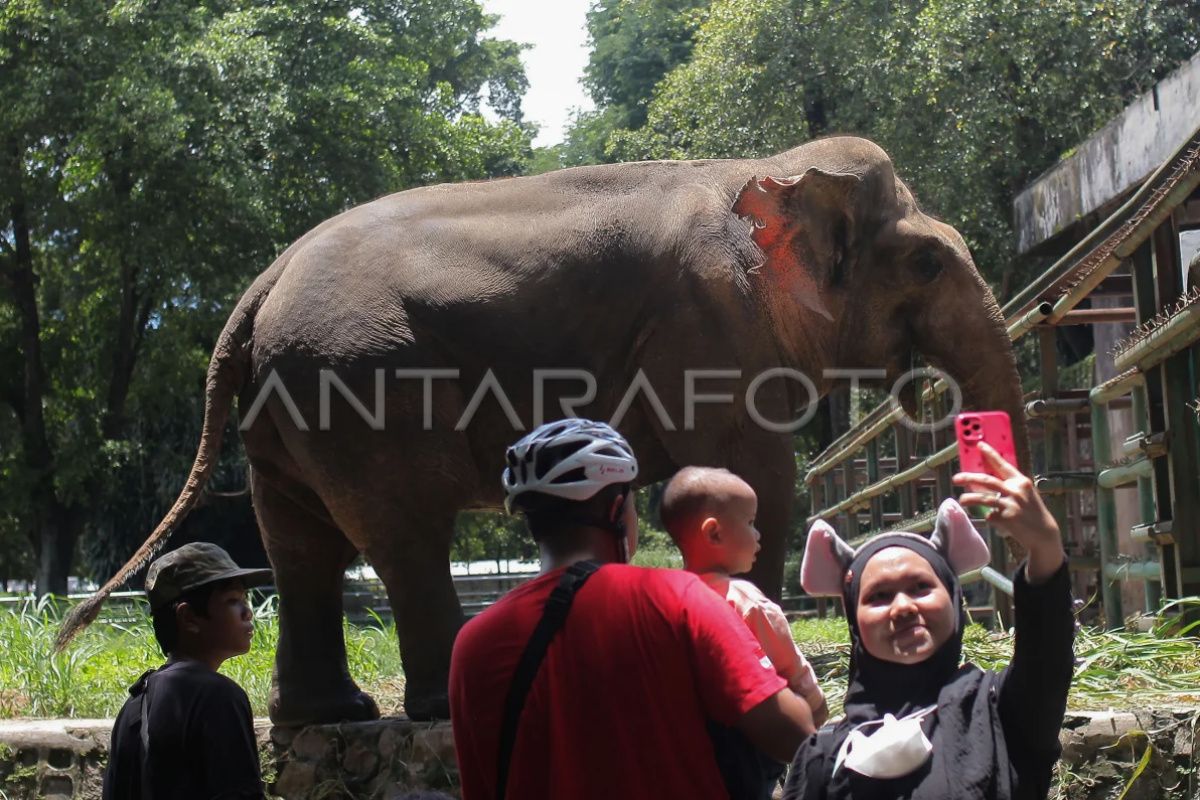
[914,252,942,284]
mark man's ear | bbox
[176,601,201,634]
[608,493,630,536]
[609,493,624,523]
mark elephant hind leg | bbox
[253,473,379,727]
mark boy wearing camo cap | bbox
[103,542,272,800]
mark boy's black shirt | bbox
[103,659,264,800]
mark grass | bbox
[1,595,1198,720]
[0,595,404,719]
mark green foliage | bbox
[585,0,709,128]
[549,0,709,165]
[606,0,1200,292]
[630,522,684,569]
[528,106,631,172]
[454,483,681,569]
[608,0,801,161]
[452,511,536,568]
[0,1,533,588]
[630,478,684,568]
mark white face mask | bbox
[833,705,936,780]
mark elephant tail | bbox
[55,260,287,651]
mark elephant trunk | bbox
[918,288,1031,474]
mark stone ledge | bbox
[2,709,1195,799]
[0,719,112,800]
[267,718,457,799]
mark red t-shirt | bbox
[449,563,787,800]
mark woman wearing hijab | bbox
[784,442,1074,800]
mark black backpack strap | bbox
[496,560,601,800]
[133,668,157,799]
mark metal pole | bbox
[961,566,1015,597]
[1131,240,1166,612]
[1090,398,1124,628]
[896,424,916,520]
[931,393,953,501]
[866,438,883,531]
[841,457,860,540]
[1038,328,1069,539]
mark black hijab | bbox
[784,535,1013,800]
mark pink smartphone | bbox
[955,412,1017,476]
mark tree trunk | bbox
[101,165,153,441]
[3,143,154,595]
[35,504,81,597]
[4,141,70,598]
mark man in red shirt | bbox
[450,419,816,800]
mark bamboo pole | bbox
[1097,458,1155,489]
[1089,368,1144,406]
[808,443,957,524]
[1113,302,1200,373]
[1102,560,1163,583]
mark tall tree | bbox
[585,0,709,130]
[538,0,708,168]
[0,0,532,595]
[611,0,1200,290]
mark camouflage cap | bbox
[145,542,273,611]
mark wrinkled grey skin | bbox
[75,137,1026,725]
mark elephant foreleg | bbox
[735,437,797,603]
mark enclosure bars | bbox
[803,123,1200,627]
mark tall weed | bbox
[0,595,404,719]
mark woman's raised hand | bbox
[952,442,1066,583]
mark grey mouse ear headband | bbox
[800,499,991,597]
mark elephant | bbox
[60,136,1028,726]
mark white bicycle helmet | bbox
[502,418,639,513]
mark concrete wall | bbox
[1014,51,1200,255]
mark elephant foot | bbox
[403,687,450,721]
[269,685,381,727]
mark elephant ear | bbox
[801,519,856,597]
[731,167,861,323]
[929,498,991,575]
